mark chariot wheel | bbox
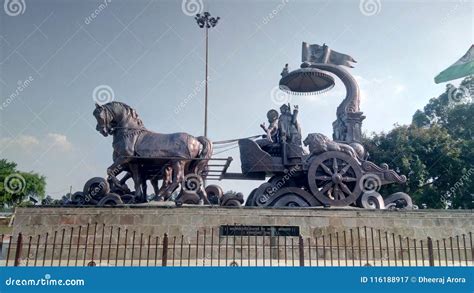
[83,177,110,200]
[245,188,258,206]
[268,187,316,207]
[71,191,86,205]
[120,194,136,204]
[253,182,274,206]
[268,174,297,188]
[307,151,362,206]
[97,193,123,206]
[223,199,241,206]
[205,185,223,205]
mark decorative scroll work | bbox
[384,192,414,210]
[361,161,407,184]
[359,191,414,210]
[359,192,385,209]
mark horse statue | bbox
[93,102,213,202]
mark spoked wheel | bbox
[307,151,362,206]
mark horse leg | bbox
[129,164,144,203]
[150,176,161,201]
[107,157,130,188]
[119,172,132,185]
[141,179,148,200]
[107,162,123,187]
[108,171,132,194]
[163,161,182,200]
[158,165,172,198]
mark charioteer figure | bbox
[260,110,279,142]
[257,109,279,151]
[278,103,302,146]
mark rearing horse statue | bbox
[93,102,212,202]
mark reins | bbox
[212,135,261,145]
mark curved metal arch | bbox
[306,63,360,114]
[279,62,365,143]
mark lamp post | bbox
[195,12,219,137]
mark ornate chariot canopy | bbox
[279,67,335,95]
[279,42,356,95]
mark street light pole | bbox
[195,12,219,137]
[204,24,208,138]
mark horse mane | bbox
[105,101,144,127]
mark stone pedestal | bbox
[12,206,473,240]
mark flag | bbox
[435,45,474,84]
[302,42,356,68]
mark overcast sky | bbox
[0,0,472,198]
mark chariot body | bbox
[73,42,413,210]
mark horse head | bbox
[93,103,114,137]
[93,102,144,137]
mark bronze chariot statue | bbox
[71,42,413,210]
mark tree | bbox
[0,159,46,207]
[364,77,473,209]
[41,194,70,206]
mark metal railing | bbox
[1,224,472,267]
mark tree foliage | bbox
[0,159,46,207]
[363,77,473,209]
